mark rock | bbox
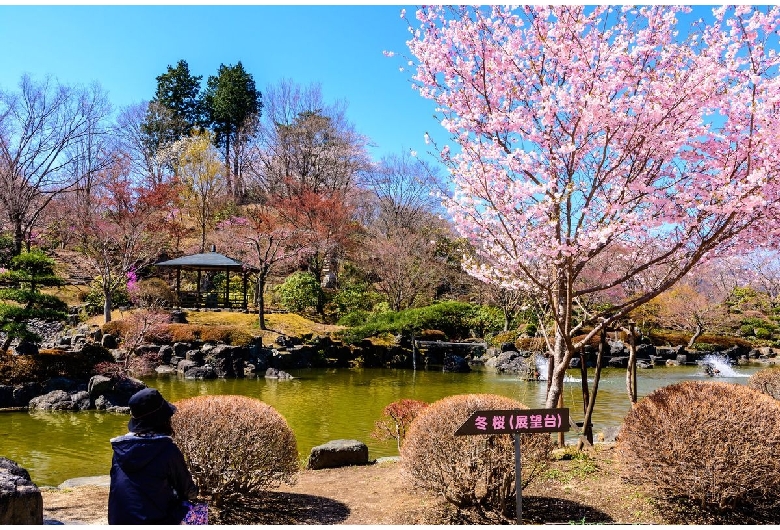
[94,395,127,412]
[44,377,78,393]
[87,375,113,396]
[173,342,192,357]
[607,356,628,369]
[306,439,369,470]
[169,310,188,324]
[265,367,294,380]
[12,383,43,408]
[636,343,656,358]
[28,390,90,411]
[485,350,532,375]
[155,365,176,375]
[101,334,118,349]
[177,360,197,374]
[14,341,39,356]
[0,458,42,524]
[0,386,13,408]
[159,345,174,364]
[442,353,471,373]
[88,375,145,409]
[184,366,217,380]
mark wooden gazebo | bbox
[154,247,254,311]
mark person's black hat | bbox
[127,388,176,433]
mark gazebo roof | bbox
[155,251,248,272]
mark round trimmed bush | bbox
[400,393,553,521]
[171,395,299,520]
[748,367,780,400]
[617,381,780,522]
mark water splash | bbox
[699,353,747,378]
[534,354,581,383]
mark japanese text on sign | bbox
[454,408,570,436]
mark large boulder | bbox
[88,375,145,410]
[183,366,217,380]
[306,439,369,470]
[0,458,42,524]
[28,390,91,411]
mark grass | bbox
[85,308,345,345]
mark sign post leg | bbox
[515,433,522,525]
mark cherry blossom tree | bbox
[213,206,301,329]
[404,5,780,409]
[75,152,176,323]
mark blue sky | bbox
[0,5,438,164]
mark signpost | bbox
[455,408,570,525]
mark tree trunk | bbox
[12,218,23,256]
[224,134,233,198]
[257,275,267,330]
[626,322,638,405]
[545,328,569,409]
[103,287,113,324]
[579,328,606,449]
[579,345,590,416]
[687,323,704,349]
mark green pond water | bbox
[0,358,765,487]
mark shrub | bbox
[337,310,371,327]
[85,277,130,315]
[171,395,299,523]
[131,278,175,308]
[755,327,773,340]
[400,393,553,522]
[416,329,447,341]
[617,381,780,523]
[341,301,479,344]
[275,271,322,313]
[489,330,517,348]
[0,345,114,385]
[102,320,130,339]
[141,324,253,346]
[748,368,780,401]
[371,399,428,451]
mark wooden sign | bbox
[454,407,571,525]
[455,408,570,436]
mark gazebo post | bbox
[176,268,181,308]
[196,270,202,308]
[242,272,248,311]
[225,269,230,309]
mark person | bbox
[108,388,199,525]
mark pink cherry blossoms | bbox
[405,5,780,407]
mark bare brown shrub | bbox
[400,393,553,522]
[131,278,175,308]
[748,368,780,400]
[617,381,780,522]
[171,395,299,522]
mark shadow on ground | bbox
[522,496,614,524]
[214,491,350,525]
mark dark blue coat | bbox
[108,433,198,525]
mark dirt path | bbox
[41,446,664,525]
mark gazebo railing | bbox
[177,290,247,310]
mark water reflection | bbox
[1,363,768,487]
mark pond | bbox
[0,358,765,487]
